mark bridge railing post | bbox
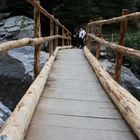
[66,32,69,46]
[49,17,54,57]
[114,9,128,83]
[34,0,41,78]
[87,19,92,51]
[55,21,59,48]
[96,17,103,60]
[62,26,65,47]
[69,33,72,45]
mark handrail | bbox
[25,0,72,77]
[0,35,70,52]
[88,11,140,26]
[87,9,140,83]
[26,0,71,34]
[88,33,140,59]
[86,9,140,139]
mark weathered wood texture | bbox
[49,19,54,56]
[34,0,41,78]
[0,35,70,52]
[88,11,140,26]
[86,19,93,51]
[88,34,140,59]
[24,48,137,140]
[84,47,140,139]
[114,9,128,83]
[95,17,103,60]
[55,22,59,47]
[0,46,73,140]
[62,26,65,47]
[26,0,71,34]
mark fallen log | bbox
[84,47,140,139]
[0,45,73,140]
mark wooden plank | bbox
[24,48,137,140]
[36,97,121,119]
[42,87,111,102]
[31,113,130,131]
[25,125,137,140]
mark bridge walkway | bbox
[24,48,137,140]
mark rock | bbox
[8,46,48,77]
[0,16,34,41]
[0,52,33,110]
[0,29,7,37]
[0,12,11,20]
[0,101,12,128]
[0,15,48,129]
[100,59,140,100]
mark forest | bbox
[2,0,140,30]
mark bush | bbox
[124,34,140,79]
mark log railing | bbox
[86,9,140,139]
[0,1,71,139]
[0,0,71,78]
[87,9,140,83]
[27,0,71,78]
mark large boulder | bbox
[100,59,140,100]
[0,101,12,129]
[0,16,47,128]
[0,16,34,42]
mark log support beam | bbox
[55,22,59,48]
[114,9,128,83]
[34,0,41,78]
[96,17,103,60]
[49,18,54,57]
[62,26,65,47]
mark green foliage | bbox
[124,34,140,78]
[52,0,139,29]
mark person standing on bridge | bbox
[79,28,86,49]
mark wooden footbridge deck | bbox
[0,0,140,140]
[24,48,137,140]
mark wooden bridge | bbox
[0,0,140,140]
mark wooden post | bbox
[55,22,59,48]
[69,33,72,45]
[62,26,65,47]
[96,17,103,60]
[111,33,114,42]
[49,18,54,56]
[67,32,69,46]
[34,0,41,78]
[114,9,128,83]
[87,19,92,51]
